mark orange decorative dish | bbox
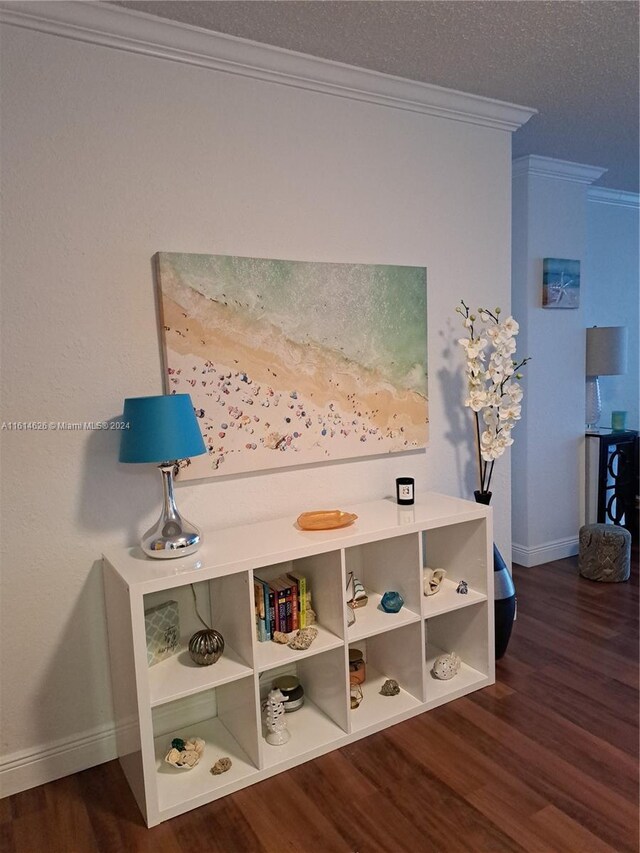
[297,510,358,531]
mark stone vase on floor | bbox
[474,490,516,660]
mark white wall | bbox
[585,194,639,431]
[0,5,527,793]
[511,157,607,567]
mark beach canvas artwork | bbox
[542,258,580,308]
[155,253,428,480]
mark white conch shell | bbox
[424,567,447,596]
[432,652,461,680]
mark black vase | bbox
[474,491,516,660]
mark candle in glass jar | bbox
[349,648,366,684]
[396,477,414,505]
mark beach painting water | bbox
[542,258,580,308]
[155,253,428,479]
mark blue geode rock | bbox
[380,591,404,613]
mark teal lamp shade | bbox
[119,394,206,558]
[119,394,206,464]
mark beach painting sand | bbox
[155,253,428,480]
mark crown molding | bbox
[0,1,536,132]
[512,155,607,185]
[587,187,639,209]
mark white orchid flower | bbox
[458,337,487,359]
[465,389,488,412]
[501,316,519,336]
[499,401,521,421]
[506,383,523,403]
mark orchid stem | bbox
[485,461,495,494]
[474,412,483,491]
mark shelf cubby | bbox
[143,572,254,708]
[348,621,425,732]
[252,550,344,650]
[259,645,349,768]
[345,533,422,611]
[260,695,347,769]
[154,716,259,818]
[349,667,423,733]
[422,518,489,597]
[425,603,491,706]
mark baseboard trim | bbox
[0,691,216,798]
[513,536,579,568]
[0,723,118,798]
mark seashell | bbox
[165,748,181,765]
[380,679,400,696]
[181,750,199,767]
[305,608,317,625]
[272,631,290,644]
[424,567,447,596]
[191,737,205,755]
[432,652,461,681]
[288,627,318,650]
[211,757,232,775]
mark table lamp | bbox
[119,394,207,558]
[585,326,627,430]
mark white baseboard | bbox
[0,723,118,798]
[0,691,216,798]
[512,536,579,568]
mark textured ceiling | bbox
[111,1,639,192]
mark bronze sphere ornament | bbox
[188,584,225,666]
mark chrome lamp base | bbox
[142,464,202,559]
[585,375,601,431]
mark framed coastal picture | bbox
[155,252,428,480]
[542,258,580,308]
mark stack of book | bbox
[254,571,312,641]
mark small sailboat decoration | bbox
[346,572,369,609]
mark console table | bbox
[585,430,638,539]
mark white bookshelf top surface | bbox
[103,492,489,592]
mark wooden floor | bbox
[3,550,638,853]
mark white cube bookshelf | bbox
[103,492,494,826]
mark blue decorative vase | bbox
[474,491,516,659]
[380,591,404,613]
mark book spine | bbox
[298,576,307,629]
[254,581,266,642]
[268,590,275,638]
[284,584,293,632]
[268,583,282,633]
[290,581,299,631]
[287,573,307,629]
[276,586,287,633]
[254,576,271,640]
